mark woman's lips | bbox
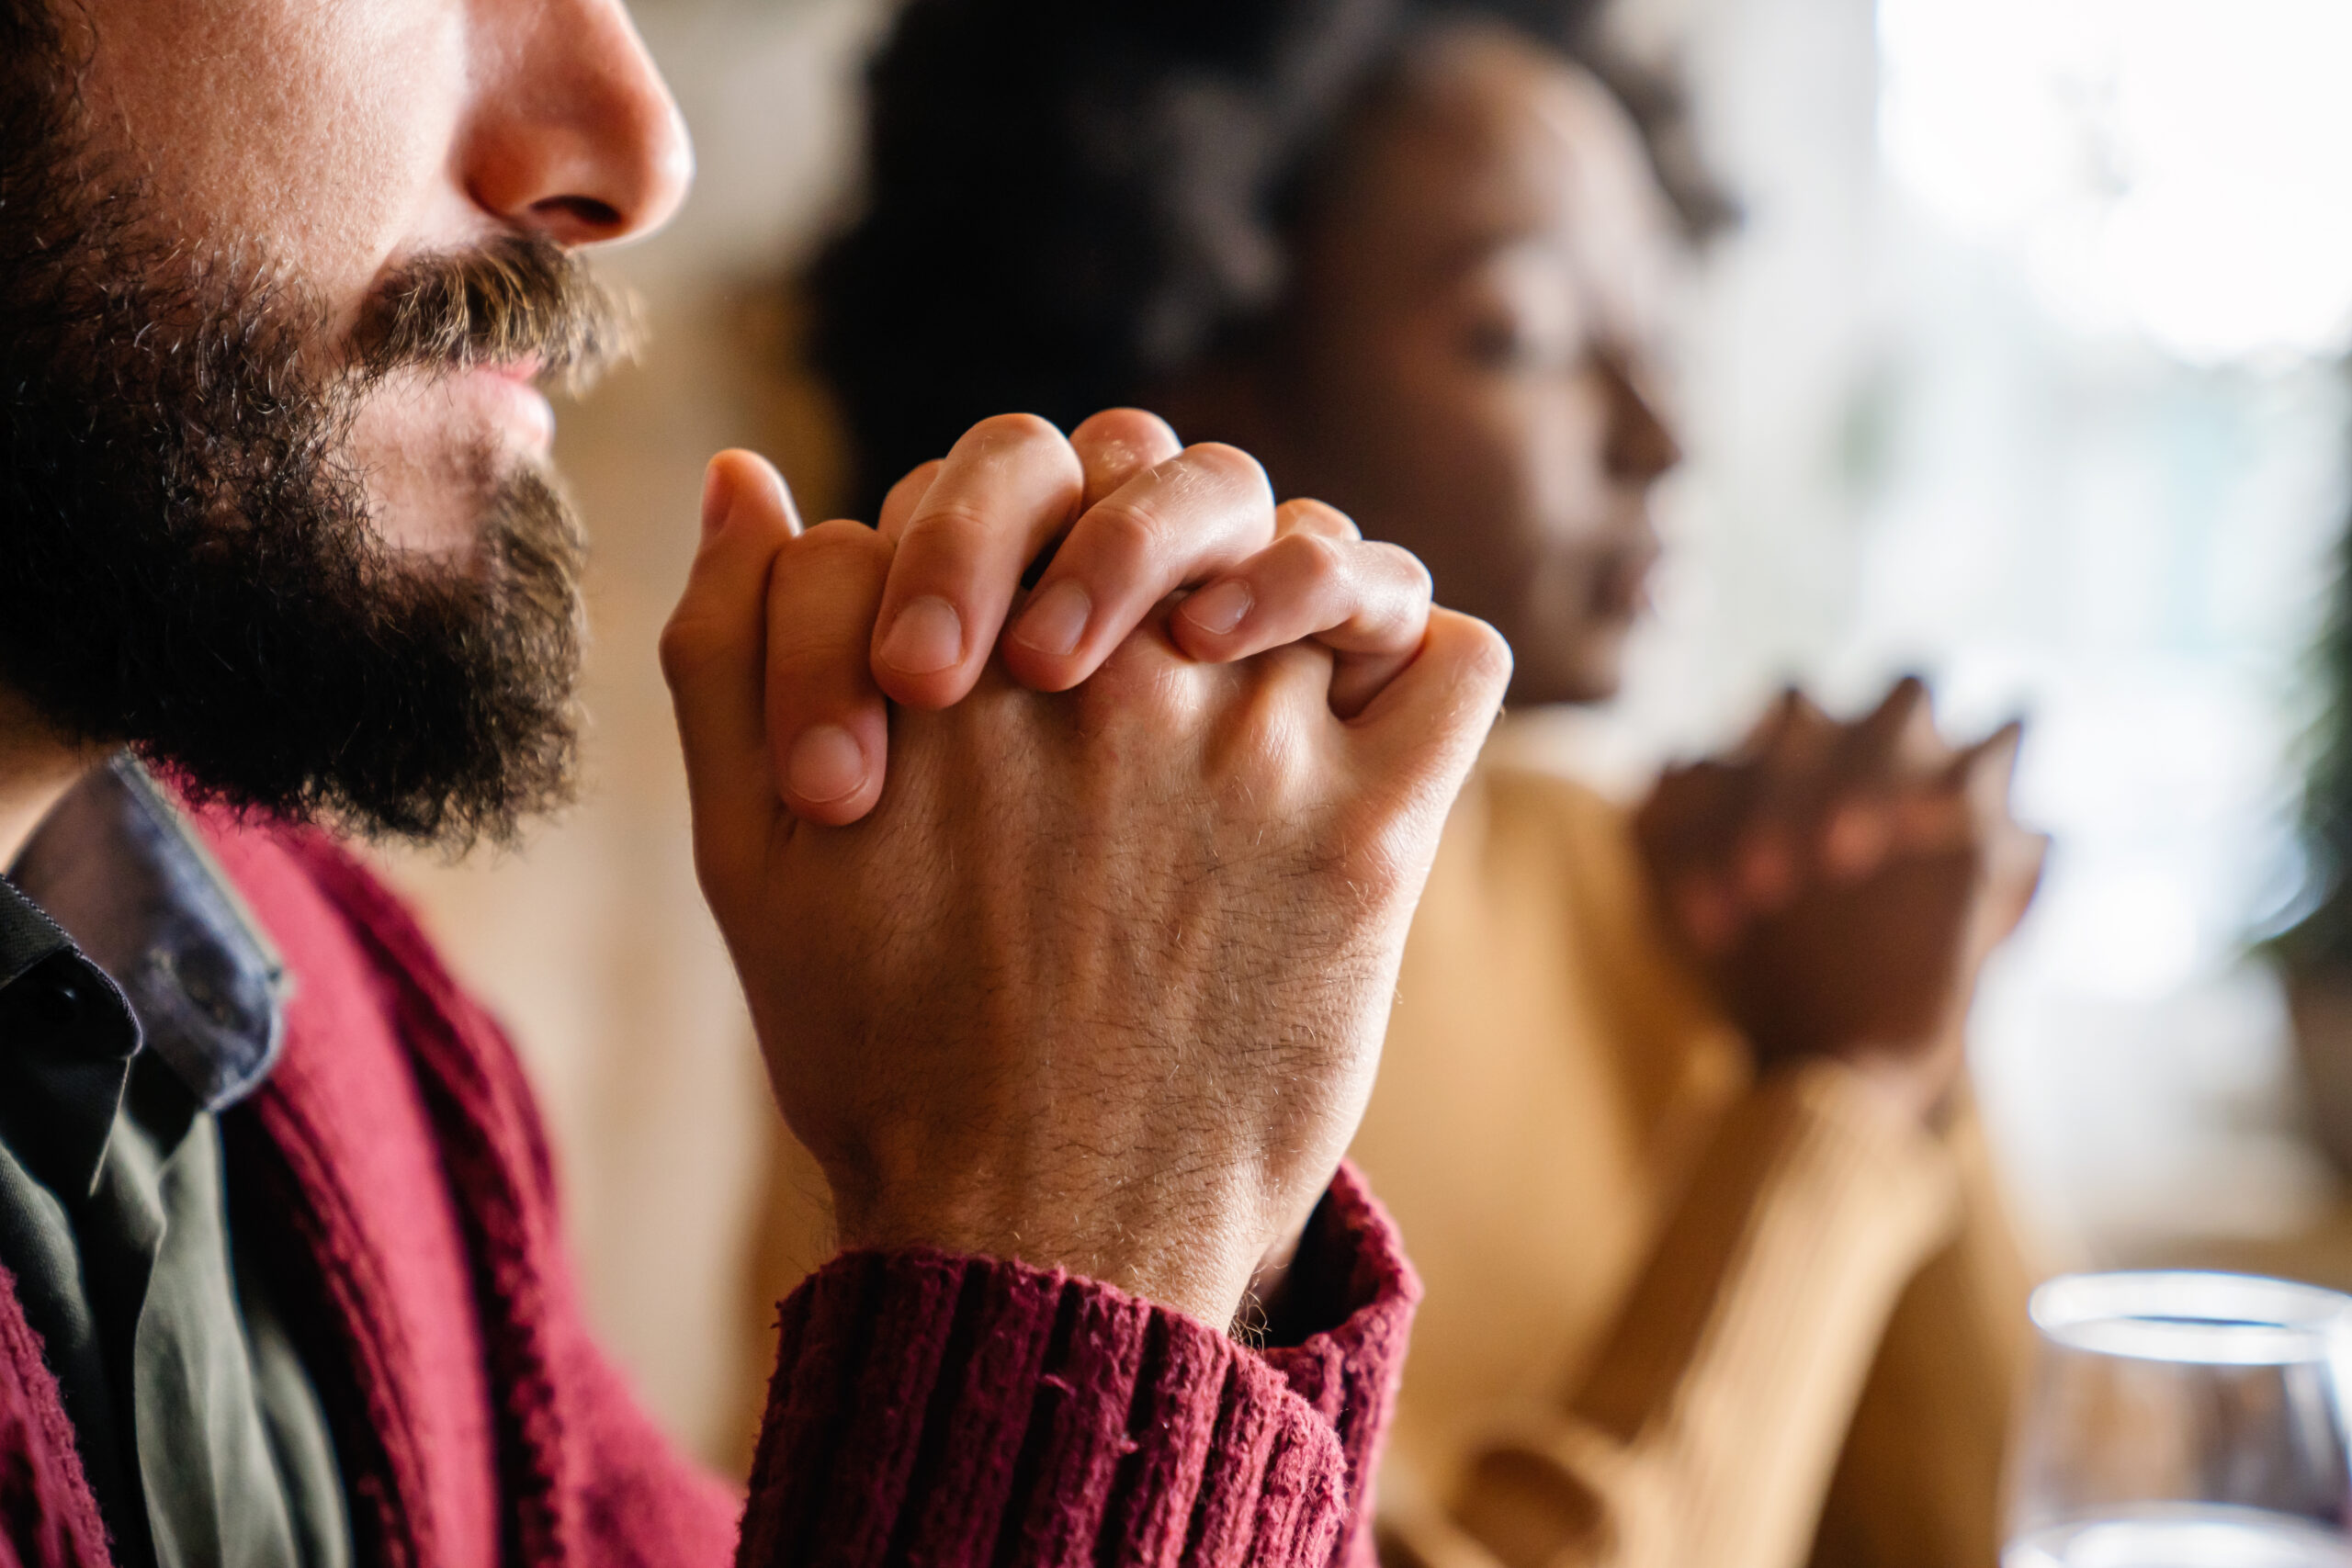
[1589,544,1658,622]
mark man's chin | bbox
[22,462,588,853]
[349,388,562,560]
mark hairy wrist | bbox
[830,1178,1267,1331]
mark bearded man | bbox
[0,3,1511,1566]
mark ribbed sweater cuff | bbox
[736,1162,1418,1568]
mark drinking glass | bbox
[2005,1271,2352,1568]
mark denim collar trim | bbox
[9,756,288,1113]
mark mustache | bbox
[356,232,639,393]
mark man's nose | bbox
[463,0,695,248]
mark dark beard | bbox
[0,14,631,850]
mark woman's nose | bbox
[1601,357,1682,483]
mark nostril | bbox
[533,194,625,238]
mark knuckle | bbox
[775,525,889,607]
[763,626,846,688]
[1082,632,1201,729]
[655,615,707,688]
[794,516,885,562]
[960,413,1082,489]
[1279,497,1362,540]
[1177,440,1272,500]
[1476,638,1516,694]
[1071,499,1166,577]
[896,498,990,558]
[1233,727,1315,807]
[1374,541,1434,599]
[1208,680,1314,798]
[963,410,1064,452]
[1456,616,1515,690]
[688,842,726,904]
[1073,405,1177,448]
[1272,530,1351,596]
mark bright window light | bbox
[1879,0,2352,364]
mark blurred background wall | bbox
[364,0,2352,1478]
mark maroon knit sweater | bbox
[0,810,1417,1568]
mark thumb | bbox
[661,450,801,864]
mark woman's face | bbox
[1243,28,1685,706]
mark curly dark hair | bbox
[807,0,1730,516]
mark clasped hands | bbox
[662,410,1510,1330]
[1637,679,2050,1125]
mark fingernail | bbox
[700,460,733,540]
[877,595,964,675]
[1183,579,1254,636]
[1012,580,1091,658]
[786,724,867,805]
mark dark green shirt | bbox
[0,759,350,1568]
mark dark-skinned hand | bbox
[1634,677,2047,1125]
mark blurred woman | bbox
[797,4,2044,1564]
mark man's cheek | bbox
[84,0,465,325]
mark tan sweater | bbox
[1350,761,2031,1568]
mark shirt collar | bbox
[0,855,79,992]
[7,756,288,1115]
[0,857,142,1199]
